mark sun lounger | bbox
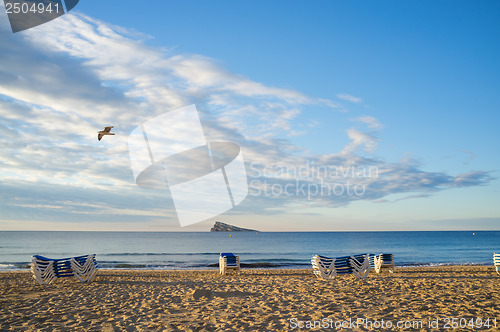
[494,253,500,275]
[31,258,56,285]
[311,255,339,279]
[369,253,394,273]
[350,253,371,279]
[31,254,98,284]
[71,255,99,282]
[219,252,240,275]
[311,253,370,280]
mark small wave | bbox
[104,252,220,257]
[0,263,30,270]
[242,262,310,268]
[396,262,491,268]
[102,252,290,257]
[99,263,211,270]
[97,260,311,270]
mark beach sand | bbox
[1,266,499,331]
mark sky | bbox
[0,0,499,231]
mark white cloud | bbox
[0,12,493,228]
[341,128,379,154]
[353,115,384,130]
[337,93,362,103]
[0,13,340,226]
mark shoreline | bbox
[1,264,498,275]
[0,262,495,272]
[1,265,499,331]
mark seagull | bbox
[98,126,114,141]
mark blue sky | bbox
[0,1,499,231]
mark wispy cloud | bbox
[341,128,380,154]
[352,115,384,130]
[0,13,494,229]
[337,93,362,103]
[0,13,340,227]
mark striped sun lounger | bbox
[312,253,370,280]
[494,253,500,275]
[219,252,240,275]
[31,254,98,284]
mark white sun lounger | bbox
[312,253,370,280]
[494,253,500,275]
[219,252,240,275]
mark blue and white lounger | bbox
[31,254,98,284]
[219,252,240,275]
[312,253,370,280]
[494,253,500,275]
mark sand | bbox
[0,266,499,331]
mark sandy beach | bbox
[1,266,499,331]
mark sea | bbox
[0,231,498,271]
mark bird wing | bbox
[104,126,113,132]
[98,133,103,141]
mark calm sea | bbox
[0,231,498,270]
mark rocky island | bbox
[210,221,257,232]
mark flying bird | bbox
[98,126,115,141]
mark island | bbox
[210,221,257,232]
